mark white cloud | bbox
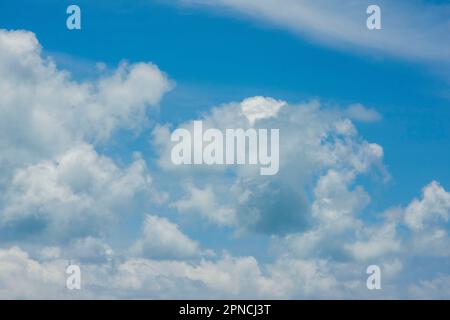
[131,215,200,259]
[409,275,450,299]
[171,183,237,227]
[1,26,450,299]
[0,246,348,299]
[403,181,450,257]
[183,254,273,297]
[240,96,286,125]
[157,97,385,235]
[266,258,340,298]
[65,237,114,263]
[0,29,172,172]
[180,0,450,64]
[0,247,66,299]
[312,170,370,230]
[275,179,450,265]
[0,244,376,298]
[345,104,382,123]
[0,144,164,241]
[345,222,402,261]
[274,179,450,266]
[405,181,450,231]
[1,193,450,301]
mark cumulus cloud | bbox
[131,215,201,260]
[146,95,450,298]
[2,174,450,299]
[171,183,237,227]
[344,222,402,261]
[345,104,382,123]
[409,275,450,299]
[404,181,450,257]
[1,26,450,299]
[156,97,385,236]
[0,246,350,299]
[0,144,164,242]
[0,247,67,299]
[0,29,172,172]
[405,181,450,231]
[2,87,448,298]
[0,245,405,299]
[240,96,286,125]
[64,237,114,264]
[273,178,450,268]
[311,170,370,230]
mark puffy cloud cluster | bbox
[171,183,237,227]
[405,181,450,232]
[155,97,385,235]
[0,144,164,242]
[2,173,448,299]
[131,215,200,259]
[345,104,382,123]
[0,247,67,299]
[0,245,408,299]
[150,95,450,298]
[0,29,172,172]
[0,29,171,244]
[404,181,450,257]
[240,96,286,125]
[0,246,353,299]
[0,28,450,299]
[273,179,450,269]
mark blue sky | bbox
[0,0,449,298]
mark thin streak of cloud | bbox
[179,0,450,65]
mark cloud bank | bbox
[0,28,449,299]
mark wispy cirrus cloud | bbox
[178,0,450,64]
